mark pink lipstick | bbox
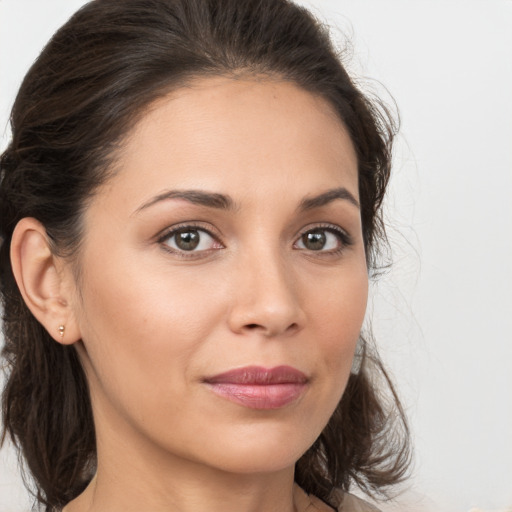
[203,365,308,409]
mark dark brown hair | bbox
[0,0,410,510]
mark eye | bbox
[159,225,223,254]
[294,226,351,253]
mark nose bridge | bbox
[228,238,303,336]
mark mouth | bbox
[203,365,309,410]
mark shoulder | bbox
[339,493,382,512]
[294,485,381,512]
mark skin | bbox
[52,77,368,512]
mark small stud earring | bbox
[58,325,65,340]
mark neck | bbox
[64,418,299,512]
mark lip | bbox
[203,365,308,410]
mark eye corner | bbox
[294,224,354,254]
[156,222,224,258]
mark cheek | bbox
[74,254,227,391]
[315,261,368,336]
[311,263,368,383]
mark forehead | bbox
[99,76,358,210]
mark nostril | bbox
[243,322,300,335]
[287,322,299,333]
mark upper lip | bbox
[204,365,308,385]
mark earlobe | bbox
[10,218,81,345]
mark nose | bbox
[227,247,305,338]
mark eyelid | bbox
[156,222,224,256]
[154,221,353,258]
[294,223,354,250]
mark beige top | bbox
[59,484,378,512]
[294,485,381,512]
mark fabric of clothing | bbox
[58,484,379,511]
[294,484,381,512]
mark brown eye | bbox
[161,227,220,253]
[174,229,200,250]
[295,227,349,253]
[301,230,327,251]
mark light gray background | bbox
[1,1,511,511]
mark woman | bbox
[0,0,410,511]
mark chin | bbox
[190,427,318,475]
[206,450,302,475]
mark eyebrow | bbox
[298,187,360,211]
[134,189,236,214]
[134,186,359,215]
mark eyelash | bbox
[156,222,353,259]
[294,223,354,256]
[157,222,223,259]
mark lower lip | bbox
[205,383,307,409]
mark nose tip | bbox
[227,262,305,338]
[242,317,301,338]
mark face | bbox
[69,77,368,475]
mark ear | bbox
[10,218,81,345]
